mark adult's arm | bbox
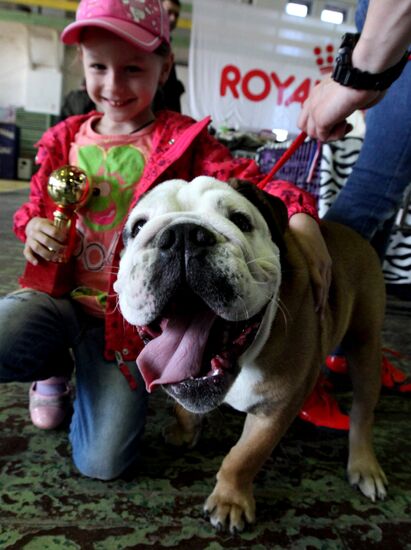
[298,0,411,141]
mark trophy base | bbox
[19,259,75,298]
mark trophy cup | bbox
[19,165,90,297]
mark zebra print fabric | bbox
[257,136,411,285]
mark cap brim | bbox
[61,16,164,52]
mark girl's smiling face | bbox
[80,28,172,134]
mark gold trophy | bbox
[19,165,90,296]
[47,165,90,262]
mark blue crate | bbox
[256,139,322,201]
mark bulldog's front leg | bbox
[164,402,203,449]
[204,410,292,533]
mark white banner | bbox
[189,0,354,134]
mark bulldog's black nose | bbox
[158,223,216,254]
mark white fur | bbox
[224,296,279,412]
[114,177,282,330]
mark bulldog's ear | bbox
[228,179,288,252]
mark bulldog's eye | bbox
[130,218,147,238]
[229,212,253,232]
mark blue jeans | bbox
[325,0,411,260]
[324,61,411,260]
[0,290,148,480]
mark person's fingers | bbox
[25,234,62,262]
[321,120,352,142]
[23,243,39,265]
[306,115,319,141]
[316,122,332,142]
[26,217,66,244]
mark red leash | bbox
[257,131,307,188]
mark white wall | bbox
[0,22,28,109]
[0,20,64,116]
[0,19,188,119]
[61,46,85,97]
[176,64,190,116]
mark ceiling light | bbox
[285,2,309,18]
[320,8,344,24]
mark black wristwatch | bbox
[332,32,409,91]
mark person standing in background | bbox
[153,0,185,112]
[298,0,411,396]
[60,79,96,120]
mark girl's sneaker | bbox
[29,378,72,430]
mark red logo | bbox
[313,44,334,74]
[218,44,336,106]
[220,65,318,106]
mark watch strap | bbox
[332,32,409,91]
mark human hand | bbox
[288,214,332,319]
[24,217,67,265]
[297,76,384,142]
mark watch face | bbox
[332,33,359,83]
[336,47,351,66]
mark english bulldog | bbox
[114,176,387,533]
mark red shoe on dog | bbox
[380,349,411,394]
[325,349,411,395]
[298,373,350,431]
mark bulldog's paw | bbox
[163,420,201,449]
[347,457,388,502]
[203,483,255,534]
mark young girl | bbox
[0,0,338,481]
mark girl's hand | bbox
[24,217,67,265]
[288,213,332,319]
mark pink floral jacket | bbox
[14,110,318,364]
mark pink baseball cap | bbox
[61,0,170,52]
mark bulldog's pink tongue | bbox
[137,307,216,392]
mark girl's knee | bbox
[72,444,140,480]
[70,418,145,480]
[69,367,148,481]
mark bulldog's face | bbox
[114,176,287,413]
